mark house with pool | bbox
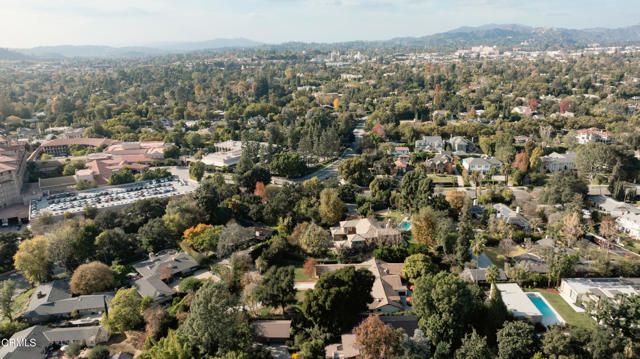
[496,283,564,327]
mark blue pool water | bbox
[398,221,411,231]
[527,293,560,325]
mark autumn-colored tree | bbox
[302,257,318,280]
[353,315,402,359]
[445,190,466,211]
[529,147,544,171]
[333,98,340,111]
[183,223,214,240]
[599,216,617,255]
[559,98,571,114]
[319,188,345,225]
[254,181,266,199]
[562,212,583,247]
[513,152,529,173]
[529,98,538,112]
[70,261,115,295]
[412,206,438,247]
[13,236,53,284]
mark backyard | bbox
[532,289,595,329]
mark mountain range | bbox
[2,24,640,60]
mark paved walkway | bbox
[294,282,316,290]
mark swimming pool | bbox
[398,221,411,231]
[526,292,564,327]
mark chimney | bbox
[516,206,521,214]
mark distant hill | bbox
[385,23,640,48]
[11,38,263,59]
[0,48,29,60]
[150,38,263,52]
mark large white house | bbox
[541,152,576,172]
[559,278,640,307]
[462,156,502,173]
[617,212,640,238]
[575,128,612,144]
[415,135,444,152]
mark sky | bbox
[1,0,639,48]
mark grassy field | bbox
[428,174,457,185]
[483,246,527,267]
[622,239,640,255]
[11,287,35,318]
[532,289,595,329]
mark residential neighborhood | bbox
[0,7,639,359]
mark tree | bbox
[102,287,144,333]
[138,218,175,253]
[13,236,52,284]
[494,134,516,164]
[70,261,115,295]
[400,328,431,359]
[338,157,371,186]
[455,330,492,359]
[599,215,618,251]
[485,265,499,285]
[189,161,205,181]
[562,212,583,247]
[83,205,98,219]
[87,346,110,359]
[0,280,15,322]
[302,266,375,336]
[455,200,473,264]
[402,254,434,283]
[412,206,438,247]
[216,223,255,257]
[302,257,318,279]
[529,147,543,171]
[413,272,478,349]
[497,321,538,359]
[589,293,639,343]
[179,282,253,357]
[66,342,83,358]
[470,235,486,283]
[270,151,306,178]
[163,198,203,237]
[109,168,135,185]
[192,177,223,224]
[319,188,345,226]
[445,190,466,211]
[254,266,296,314]
[353,315,402,359]
[513,152,529,173]
[94,228,135,264]
[575,142,616,182]
[139,329,192,359]
[299,222,332,256]
[62,160,86,176]
[538,170,588,205]
[164,144,180,159]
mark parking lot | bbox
[30,176,198,219]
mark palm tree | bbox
[471,235,487,283]
[485,265,499,285]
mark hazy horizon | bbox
[2,0,640,48]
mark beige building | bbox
[330,218,402,247]
[0,137,27,207]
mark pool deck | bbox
[526,292,566,327]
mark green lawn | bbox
[428,175,457,185]
[11,288,35,318]
[281,259,308,282]
[532,289,595,329]
[483,246,527,268]
[622,240,640,255]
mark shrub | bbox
[70,261,115,295]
